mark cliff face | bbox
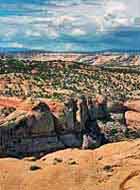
[0,99,81,156]
[0,95,109,156]
[1,95,140,157]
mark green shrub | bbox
[111,128,118,136]
[29,165,41,171]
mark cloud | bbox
[10,42,24,48]
[71,28,86,36]
[0,42,24,48]
[0,0,140,51]
[25,30,41,37]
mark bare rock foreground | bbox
[0,139,140,190]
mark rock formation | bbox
[0,94,135,156]
[124,100,140,137]
[124,100,140,112]
[95,94,109,119]
[64,98,77,131]
[0,94,112,156]
[76,95,88,130]
[0,101,65,156]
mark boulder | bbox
[124,100,140,112]
[124,100,140,137]
[125,111,140,137]
[125,111,140,127]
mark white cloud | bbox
[0,42,24,48]
[25,30,41,37]
[102,1,132,29]
[1,0,139,36]
[71,28,86,36]
[0,0,140,50]
[9,42,24,48]
[106,1,126,13]
[55,15,76,26]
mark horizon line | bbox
[1,48,140,55]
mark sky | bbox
[0,0,140,52]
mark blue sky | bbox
[0,0,140,52]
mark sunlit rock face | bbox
[124,100,140,112]
[0,101,62,156]
[0,99,83,156]
[0,96,110,156]
[124,100,140,138]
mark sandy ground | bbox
[0,139,140,190]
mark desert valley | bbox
[0,53,140,189]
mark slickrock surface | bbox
[0,140,140,190]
